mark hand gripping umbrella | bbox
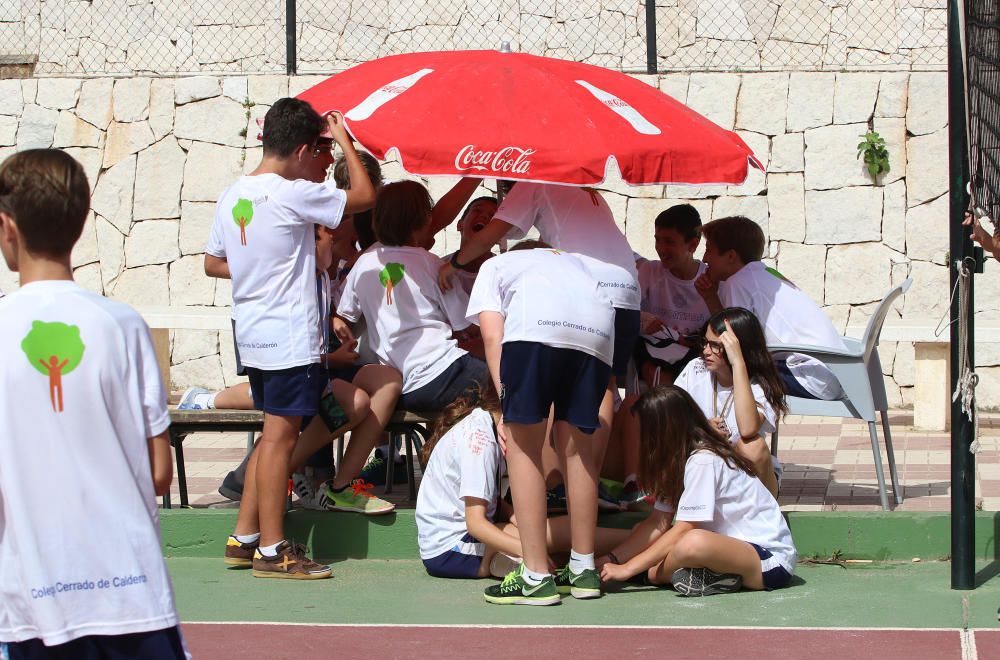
[296,49,762,187]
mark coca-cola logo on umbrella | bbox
[455,145,536,175]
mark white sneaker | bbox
[178,387,214,410]
[292,473,324,510]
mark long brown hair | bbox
[704,307,788,420]
[421,382,501,464]
[633,385,756,509]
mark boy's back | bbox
[0,281,178,645]
[720,261,845,399]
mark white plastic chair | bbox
[768,278,912,511]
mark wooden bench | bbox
[163,408,435,509]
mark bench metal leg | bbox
[385,431,398,496]
[174,431,190,508]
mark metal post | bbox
[644,0,656,74]
[949,0,975,591]
[285,0,297,76]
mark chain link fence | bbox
[1,0,946,76]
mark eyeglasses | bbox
[694,337,724,355]
[310,141,333,158]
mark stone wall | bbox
[3,1,945,76]
[0,71,982,409]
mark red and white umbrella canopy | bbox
[297,50,762,187]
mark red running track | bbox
[181,623,997,659]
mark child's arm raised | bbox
[326,112,376,214]
[719,318,764,439]
[438,219,512,291]
[147,431,172,496]
[429,177,481,236]
[465,497,523,559]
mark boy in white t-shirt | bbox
[0,150,187,657]
[467,243,616,605]
[695,215,846,401]
[208,98,375,579]
[336,181,488,413]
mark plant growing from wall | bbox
[857,130,890,181]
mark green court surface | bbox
[163,509,1000,631]
[169,556,1000,630]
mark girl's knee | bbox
[672,528,709,564]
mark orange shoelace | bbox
[350,480,375,498]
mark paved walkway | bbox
[167,410,1000,512]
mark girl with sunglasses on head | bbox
[674,307,786,497]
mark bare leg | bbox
[288,381,369,474]
[649,528,765,590]
[234,413,301,546]
[618,393,641,481]
[478,519,631,577]
[214,383,254,410]
[331,365,401,489]
[555,421,600,556]
[590,383,616,474]
[539,410,563,489]
[504,420,550,574]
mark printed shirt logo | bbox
[232,198,254,246]
[21,320,86,413]
[455,145,535,175]
[379,263,406,305]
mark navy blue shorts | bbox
[246,363,327,418]
[748,542,793,591]
[2,626,187,660]
[399,353,488,412]
[774,358,818,400]
[422,533,485,579]
[612,307,641,383]
[499,342,612,434]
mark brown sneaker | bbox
[224,535,258,567]
[251,540,332,580]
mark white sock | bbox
[233,532,259,544]
[624,473,638,486]
[522,566,550,585]
[258,540,284,557]
[207,392,218,409]
[190,391,215,409]
[569,550,595,574]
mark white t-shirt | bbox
[655,451,797,574]
[638,259,711,335]
[207,173,346,370]
[337,245,470,394]
[494,182,640,310]
[416,409,504,560]
[0,281,179,645]
[719,261,846,400]
[466,248,616,366]
[441,252,484,296]
[675,358,776,443]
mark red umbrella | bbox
[297,50,762,187]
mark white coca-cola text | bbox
[454,145,535,174]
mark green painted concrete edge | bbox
[160,509,1000,562]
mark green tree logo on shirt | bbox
[379,263,406,305]
[232,198,254,246]
[21,321,86,413]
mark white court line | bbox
[183,621,970,632]
[963,629,979,660]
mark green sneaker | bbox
[554,565,602,599]
[317,479,395,515]
[484,565,560,606]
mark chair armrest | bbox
[767,342,863,359]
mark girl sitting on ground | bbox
[674,307,786,497]
[598,386,796,596]
[416,384,629,580]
